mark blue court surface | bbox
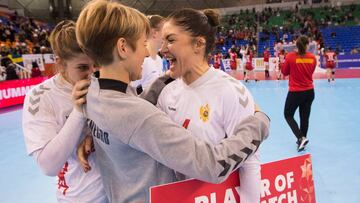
[0,78,359,203]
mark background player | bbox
[324,47,337,82]
[263,47,270,79]
[131,15,165,92]
[229,47,238,70]
[244,48,258,82]
[282,35,316,152]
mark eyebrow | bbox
[77,64,89,67]
[165,34,176,40]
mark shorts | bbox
[326,62,335,69]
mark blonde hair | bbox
[49,20,83,61]
[76,0,150,66]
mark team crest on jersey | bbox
[200,104,210,122]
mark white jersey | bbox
[158,68,255,143]
[157,67,261,203]
[22,74,107,203]
[131,55,164,90]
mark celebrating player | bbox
[75,0,269,202]
[158,8,262,203]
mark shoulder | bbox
[23,77,58,120]
[212,70,248,97]
[160,79,182,96]
[307,52,316,59]
[24,77,55,107]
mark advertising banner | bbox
[0,77,47,108]
[22,54,45,71]
[150,154,315,203]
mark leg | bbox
[326,68,331,82]
[245,69,250,82]
[284,92,303,140]
[239,151,261,203]
[299,90,315,138]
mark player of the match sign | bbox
[150,154,315,203]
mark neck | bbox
[147,42,158,59]
[59,73,74,86]
[182,59,209,85]
[100,62,130,84]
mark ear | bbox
[150,29,157,40]
[55,56,66,67]
[55,56,61,65]
[116,38,128,60]
[194,37,206,54]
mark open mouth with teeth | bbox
[167,57,177,69]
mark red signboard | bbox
[150,154,315,203]
[0,77,47,108]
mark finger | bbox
[77,79,91,90]
[75,98,87,106]
[84,136,93,154]
[77,142,90,166]
[73,80,91,94]
[73,89,88,100]
[254,103,261,112]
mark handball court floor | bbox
[0,69,359,203]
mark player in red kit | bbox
[324,47,337,82]
[263,47,270,78]
[229,48,238,70]
[277,49,286,80]
[282,36,316,152]
[213,51,222,69]
[244,49,258,82]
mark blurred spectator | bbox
[351,47,359,55]
[331,32,336,38]
[30,60,42,78]
[1,57,19,80]
[0,64,5,81]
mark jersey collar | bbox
[98,78,128,93]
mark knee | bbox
[284,111,292,119]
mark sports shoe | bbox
[297,137,309,152]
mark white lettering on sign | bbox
[194,187,240,203]
[261,190,297,203]
[0,86,34,100]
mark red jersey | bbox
[214,54,221,69]
[230,52,237,62]
[282,52,316,92]
[229,52,237,70]
[245,52,254,70]
[279,52,286,64]
[263,50,270,62]
[324,51,336,69]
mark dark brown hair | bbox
[167,8,220,57]
[296,35,310,56]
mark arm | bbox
[22,80,89,176]
[138,74,174,105]
[128,106,269,184]
[281,54,290,76]
[30,110,86,176]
